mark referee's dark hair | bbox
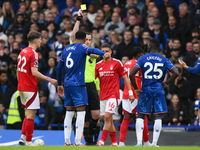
[101,42,111,49]
[132,46,144,57]
[75,31,86,40]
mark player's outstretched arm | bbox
[163,67,179,87]
[31,67,57,86]
[122,74,135,102]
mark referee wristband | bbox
[129,90,133,96]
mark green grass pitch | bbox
[0,146,199,150]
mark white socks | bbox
[136,118,144,145]
[152,118,162,146]
[75,110,86,145]
[64,110,75,144]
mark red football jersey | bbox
[122,59,142,99]
[95,58,126,101]
[17,47,39,92]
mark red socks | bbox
[143,115,149,142]
[21,117,27,135]
[109,131,117,144]
[119,118,131,142]
[100,129,109,142]
[26,118,34,142]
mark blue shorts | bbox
[137,83,167,114]
[64,85,88,107]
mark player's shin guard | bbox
[88,119,98,143]
[119,118,131,142]
[136,118,144,145]
[25,118,34,142]
[152,118,162,146]
[143,116,149,142]
[75,110,86,145]
[64,110,75,144]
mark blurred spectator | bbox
[185,41,193,54]
[97,9,106,25]
[6,90,25,129]
[12,42,21,50]
[36,90,57,130]
[191,28,200,43]
[151,19,168,48]
[144,15,154,35]
[131,25,142,45]
[189,0,200,27]
[178,3,194,47]
[92,0,106,10]
[81,10,93,32]
[51,5,60,24]
[15,34,25,49]
[192,88,200,125]
[46,12,55,24]
[139,30,151,51]
[6,12,25,36]
[164,16,180,39]
[0,6,9,28]
[163,4,178,26]
[44,0,54,17]
[99,28,109,45]
[87,4,97,25]
[142,0,156,18]
[103,3,112,20]
[7,34,14,53]
[0,102,7,129]
[109,31,122,57]
[38,12,47,29]
[37,51,48,73]
[2,1,15,25]
[104,12,125,35]
[125,15,137,30]
[47,22,56,41]
[133,0,145,15]
[38,0,47,12]
[159,0,176,19]
[116,30,135,60]
[61,33,70,48]
[26,0,39,16]
[59,0,78,18]
[169,64,191,108]
[165,38,174,58]
[169,47,181,65]
[0,24,8,45]
[0,70,16,111]
[122,5,142,26]
[163,94,189,125]
[63,19,72,40]
[51,30,63,57]
[93,16,104,31]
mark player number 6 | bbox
[66,52,74,68]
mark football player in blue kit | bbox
[129,39,179,147]
[57,31,110,146]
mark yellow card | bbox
[81,4,86,10]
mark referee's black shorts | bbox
[85,82,100,110]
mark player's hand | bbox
[162,82,168,88]
[178,59,188,69]
[129,95,135,103]
[50,79,57,87]
[135,89,141,97]
[57,85,64,97]
[173,118,178,123]
[78,9,83,16]
[104,52,111,58]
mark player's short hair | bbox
[27,30,41,42]
[132,46,144,57]
[101,43,111,49]
[75,31,86,40]
[149,39,160,48]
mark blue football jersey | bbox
[135,53,174,88]
[58,43,105,87]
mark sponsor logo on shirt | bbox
[99,71,114,77]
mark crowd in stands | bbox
[0,0,200,130]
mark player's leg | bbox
[143,115,150,146]
[87,82,100,144]
[83,106,90,144]
[72,85,88,145]
[119,99,132,146]
[109,113,118,146]
[75,105,86,145]
[136,89,152,146]
[151,85,167,147]
[63,86,75,145]
[19,116,27,145]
